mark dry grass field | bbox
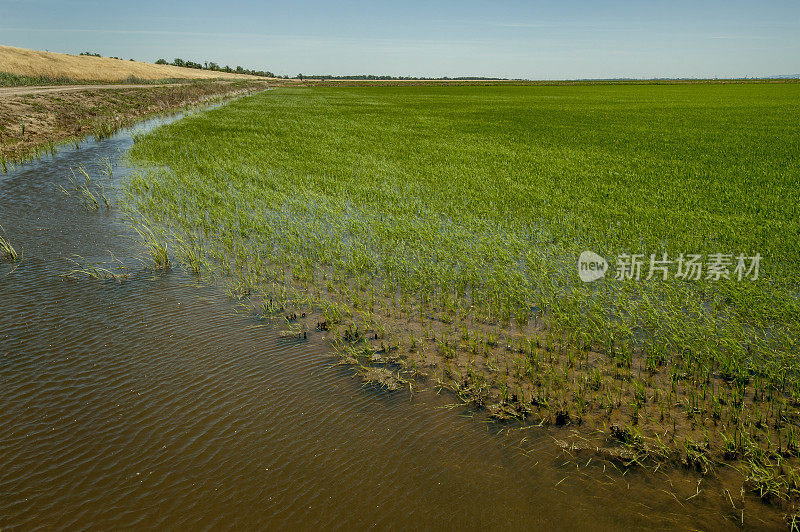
[0,45,264,82]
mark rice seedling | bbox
[130,220,171,270]
[57,165,112,211]
[123,83,800,515]
[0,231,20,262]
[0,222,21,264]
[62,252,130,281]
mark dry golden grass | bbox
[0,45,265,82]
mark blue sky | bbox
[1,0,798,79]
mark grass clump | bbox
[125,83,800,513]
[62,252,129,281]
[0,226,20,262]
[58,164,112,211]
[130,221,171,270]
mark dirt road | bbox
[0,84,188,97]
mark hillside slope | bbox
[0,45,264,82]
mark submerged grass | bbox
[62,252,129,281]
[125,84,800,517]
[58,164,112,211]
[0,226,21,262]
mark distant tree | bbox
[151,55,273,78]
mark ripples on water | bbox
[0,113,780,530]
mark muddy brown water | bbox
[0,112,783,530]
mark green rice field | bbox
[125,83,800,513]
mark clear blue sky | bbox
[1,0,798,79]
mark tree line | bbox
[81,52,508,81]
[155,58,275,78]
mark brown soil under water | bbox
[241,276,798,523]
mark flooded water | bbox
[0,112,782,530]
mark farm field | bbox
[123,83,800,518]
